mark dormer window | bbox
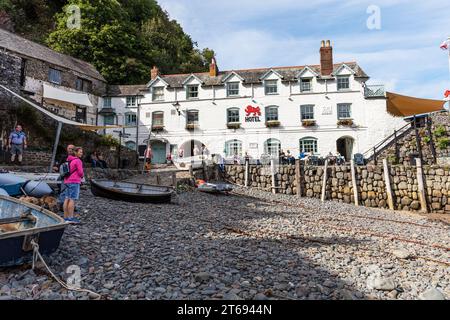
[300,78,312,92]
[337,76,350,91]
[187,85,199,100]
[227,82,240,97]
[152,87,164,101]
[265,80,278,95]
[103,97,111,108]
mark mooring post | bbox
[49,121,63,173]
[244,159,249,188]
[350,160,359,206]
[415,158,428,213]
[156,174,161,186]
[295,159,302,197]
[321,159,329,202]
[382,159,395,210]
[270,158,276,194]
[172,172,177,188]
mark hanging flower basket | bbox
[337,119,354,127]
[302,120,317,127]
[265,120,281,128]
[186,123,199,130]
[151,125,165,132]
[227,122,241,129]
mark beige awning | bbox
[386,92,446,117]
[43,83,93,107]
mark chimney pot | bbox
[209,57,219,77]
[320,41,333,76]
[321,40,325,48]
[151,66,159,80]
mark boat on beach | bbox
[0,173,53,198]
[0,195,67,267]
[90,179,174,204]
[173,155,213,171]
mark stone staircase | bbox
[364,111,450,166]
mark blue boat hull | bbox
[0,228,65,267]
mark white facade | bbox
[103,63,405,163]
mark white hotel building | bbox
[100,41,405,164]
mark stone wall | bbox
[0,50,21,109]
[224,163,450,214]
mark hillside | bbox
[0,0,214,84]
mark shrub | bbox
[437,137,449,150]
[434,125,447,138]
[99,134,120,147]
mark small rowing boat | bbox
[0,173,53,197]
[90,179,174,204]
[0,195,67,267]
[196,180,234,194]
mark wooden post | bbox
[415,158,428,213]
[172,172,177,188]
[394,130,399,163]
[321,159,329,202]
[244,159,249,187]
[295,159,302,197]
[49,122,62,173]
[156,174,161,186]
[373,147,377,165]
[189,165,194,184]
[270,158,276,194]
[382,159,395,210]
[350,160,359,206]
[413,116,424,163]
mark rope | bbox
[31,240,102,300]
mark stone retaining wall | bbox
[224,163,450,214]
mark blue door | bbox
[151,142,167,164]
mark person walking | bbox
[54,144,75,211]
[8,125,27,165]
[63,147,84,224]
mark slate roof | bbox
[106,85,148,97]
[158,62,369,88]
[0,28,106,82]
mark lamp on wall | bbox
[173,102,181,116]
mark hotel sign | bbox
[244,105,262,122]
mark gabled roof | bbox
[157,62,369,88]
[0,28,106,82]
[147,76,169,88]
[182,74,204,85]
[221,71,244,83]
[259,69,284,81]
[297,66,319,78]
[332,63,356,76]
[106,85,148,97]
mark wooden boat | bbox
[173,155,213,171]
[0,173,53,198]
[197,182,234,194]
[0,195,67,267]
[10,172,86,185]
[90,179,174,204]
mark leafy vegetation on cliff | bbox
[1,0,214,84]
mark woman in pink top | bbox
[63,147,84,224]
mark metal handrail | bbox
[363,121,413,160]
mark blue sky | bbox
[158,0,450,100]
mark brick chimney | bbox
[151,66,160,80]
[320,40,333,76]
[209,57,218,77]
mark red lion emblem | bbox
[245,105,262,117]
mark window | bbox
[187,85,199,100]
[264,138,281,156]
[76,77,92,92]
[103,97,112,108]
[265,80,278,95]
[126,96,138,108]
[125,113,137,126]
[301,105,315,120]
[152,111,164,127]
[152,87,164,101]
[48,68,62,85]
[187,110,199,125]
[103,115,115,126]
[337,103,352,119]
[126,141,136,150]
[227,82,239,97]
[225,140,243,157]
[300,78,312,92]
[300,138,318,154]
[337,76,350,91]
[265,106,279,122]
[227,108,240,123]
